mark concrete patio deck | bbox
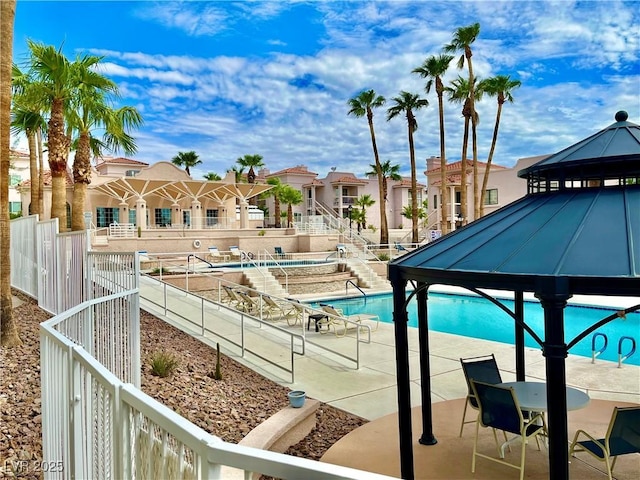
[139,278,640,479]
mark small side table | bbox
[307,313,328,332]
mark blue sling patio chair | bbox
[459,354,503,437]
[470,380,547,480]
[569,405,640,480]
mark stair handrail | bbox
[258,249,289,294]
[345,279,366,298]
[313,200,370,252]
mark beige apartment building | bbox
[424,154,550,232]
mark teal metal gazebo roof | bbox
[390,111,640,294]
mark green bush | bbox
[151,267,169,275]
[149,350,180,377]
[378,253,390,261]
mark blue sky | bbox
[11,0,640,179]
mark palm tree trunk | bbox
[437,86,449,234]
[37,128,44,216]
[27,131,40,215]
[472,115,479,221]
[460,116,470,226]
[72,132,91,231]
[274,198,281,228]
[0,0,22,347]
[408,124,418,244]
[480,102,504,217]
[368,118,388,245]
[48,97,70,230]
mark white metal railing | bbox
[41,287,392,479]
[108,222,136,237]
[9,214,38,297]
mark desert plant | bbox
[137,225,141,238]
[378,252,390,261]
[151,267,169,275]
[149,350,179,377]
[258,229,266,236]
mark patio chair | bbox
[459,354,503,437]
[569,406,640,480]
[394,241,408,252]
[229,246,242,260]
[274,246,286,258]
[320,304,378,337]
[208,246,229,262]
[262,295,297,321]
[234,290,261,315]
[286,299,306,327]
[470,380,547,480]
[221,285,244,310]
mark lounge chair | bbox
[208,246,229,262]
[470,380,547,480]
[221,285,244,309]
[320,304,379,337]
[234,290,261,315]
[394,242,408,252]
[569,406,640,480]
[262,295,298,321]
[286,299,306,327]
[459,354,503,437]
[274,246,286,258]
[229,246,242,260]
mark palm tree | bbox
[26,40,75,229]
[347,89,389,244]
[444,22,481,221]
[10,103,45,216]
[366,159,401,233]
[387,91,429,244]
[68,55,143,230]
[236,154,264,184]
[203,172,221,181]
[479,75,521,216]
[1,0,22,346]
[354,194,375,229]
[412,53,454,234]
[227,166,244,183]
[265,177,285,228]
[171,150,201,176]
[445,76,480,226]
[279,184,303,228]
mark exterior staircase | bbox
[344,257,389,290]
[242,267,287,297]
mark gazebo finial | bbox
[615,110,628,122]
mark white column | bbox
[191,200,202,229]
[119,201,129,224]
[239,200,249,229]
[135,198,147,230]
[449,185,456,232]
[172,203,181,226]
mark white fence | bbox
[10,216,395,480]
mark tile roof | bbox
[425,159,507,174]
[330,175,368,185]
[19,170,73,187]
[95,156,149,166]
[270,165,317,176]
[392,179,426,188]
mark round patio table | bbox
[499,381,590,412]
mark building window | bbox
[205,209,218,227]
[433,195,438,209]
[183,210,191,227]
[96,207,120,228]
[484,189,498,205]
[9,175,21,187]
[128,209,136,225]
[125,169,140,177]
[9,201,21,214]
[408,190,422,205]
[155,208,171,227]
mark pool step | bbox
[345,259,389,290]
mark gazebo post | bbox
[391,277,414,480]
[417,284,437,446]
[514,290,526,381]
[537,279,572,480]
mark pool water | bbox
[311,292,640,366]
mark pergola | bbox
[388,111,640,480]
[91,177,272,229]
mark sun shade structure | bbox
[388,111,640,480]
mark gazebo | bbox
[388,111,640,480]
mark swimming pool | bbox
[311,292,640,366]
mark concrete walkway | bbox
[139,277,640,421]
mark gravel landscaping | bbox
[0,290,367,478]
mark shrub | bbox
[258,229,266,236]
[137,226,142,238]
[378,253,390,261]
[150,350,180,377]
[151,267,169,275]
